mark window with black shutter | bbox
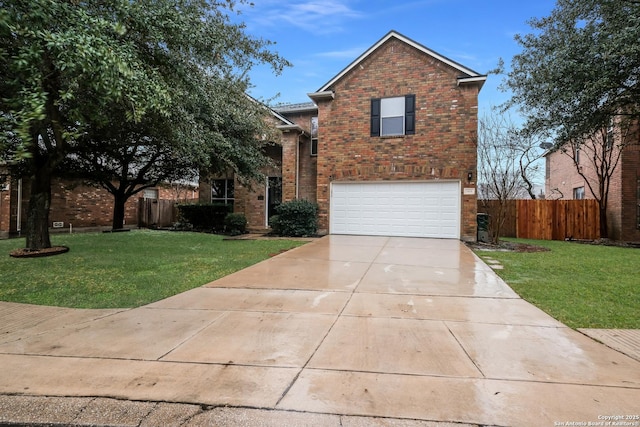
[370,95,416,137]
[370,99,381,137]
[405,94,415,135]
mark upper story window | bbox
[371,95,415,137]
[606,122,615,150]
[573,186,585,200]
[310,116,318,156]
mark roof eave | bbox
[307,91,335,102]
[275,104,318,114]
[277,124,309,137]
[457,75,488,91]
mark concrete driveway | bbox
[0,235,639,426]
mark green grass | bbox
[474,239,640,329]
[0,230,307,309]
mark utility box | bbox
[477,213,490,243]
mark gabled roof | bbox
[270,108,309,135]
[310,30,486,97]
[246,93,308,135]
[270,107,296,127]
[270,108,308,135]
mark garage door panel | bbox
[330,181,461,239]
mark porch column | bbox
[280,131,298,202]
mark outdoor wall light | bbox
[467,172,473,182]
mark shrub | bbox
[224,213,248,236]
[270,199,318,237]
[177,203,232,232]
[268,215,280,235]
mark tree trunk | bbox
[25,169,52,251]
[599,204,608,239]
[112,191,127,230]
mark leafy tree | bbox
[1,1,163,249]
[501,0,640,237]
[0,0,288,249]
[66,109,190,231]
[70,79,276,230]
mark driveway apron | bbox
[0,235,638,426]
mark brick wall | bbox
[315,38,480,240]
[620,133,640,241]
[47,179,138,228]
[0,184,10,238]
[545,149,598,200]
[280,131,298,203]
[278,110,318,202]
[298,138,318,202]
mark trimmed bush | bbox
[268,215,281,235]
[270,199,318,237]
[177,203,232,232]
[224,213,248,236]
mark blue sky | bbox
[233,0,558,117]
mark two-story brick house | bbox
[545,122,640,241]
[203,31,486,241]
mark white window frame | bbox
[310,116,318,156]
[380,96,405,136]
[211,178,234,205]
[143,188,158,200]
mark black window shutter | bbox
[405,94,415,135]
[371,98,381,137]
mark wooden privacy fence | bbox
[138,198,182,228]
[478,199,600,241]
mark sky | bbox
[231,0,559,117]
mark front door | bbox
[267,177,282,220]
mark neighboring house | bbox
[544,124,640,241]
[0,175,197,238]
[202,31,485,241]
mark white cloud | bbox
[241,1,363,35]
[315,46,367,59]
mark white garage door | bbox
[330,181,461,239]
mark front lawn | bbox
[474,239,639,329]
[0,230,307,309]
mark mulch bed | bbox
[567,238,640,248]
[466,241,550,253]
[9,246,70,258]
[468,238,640,252]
